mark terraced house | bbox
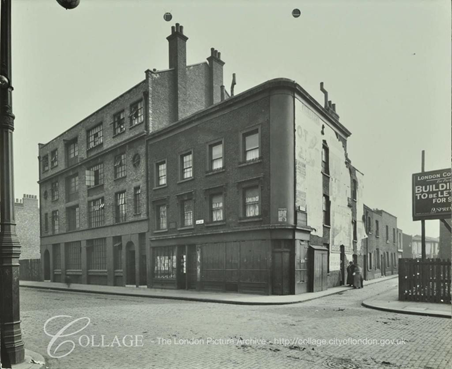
[39,23,365,295]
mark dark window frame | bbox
[86,163,104,188]
[243,185,261,218]
[51,181,59,201]
[208,140,224,171]
[88,197,105,228]
[66,205,80,231]
[156,203,168,230]
[321,141,329,175]
[133,186,141,215]
[180,151,193,180]
[87,123,103,150]
[113,110,126,135]
[242,128,260,163]
[115,191,127,223]
[129,99,144,127]
[65,173,79,203]
[155,160,167,187]
[42,154,49,173]
[114,153,126,179]
[51,210,59,234]
[322,195,331,226]
[50,149,58,168]
[66,138,79,167]
[210,193,224,223]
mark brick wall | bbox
[148,93,272,235]
[15,194,40,259]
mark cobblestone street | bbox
[20,279,451,369]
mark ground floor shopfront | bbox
[148,227,351,295]
[40,225,355,295]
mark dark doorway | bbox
[44,250,51,281]
[340,245,345,285]
[126,242,136,285]
[272,250,291,295]
[177,246,186,289]
[186,245,197,290]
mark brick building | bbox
[361,206,399,280]
[411,235,439,258]
[146,77,365,295]
[14,194,40,260]
[38,23,224,285]
[39,23,365,295]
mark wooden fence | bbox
[399,258,451,304]
[19,259,42,281]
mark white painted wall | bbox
[295,98,359,271]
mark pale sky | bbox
[12,0,451,237]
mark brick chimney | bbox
[207,48,225,105]
[167,23,188,120]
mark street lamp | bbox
[0,0,80,365]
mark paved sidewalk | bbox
[20,275,396,306]
[362,288,451,318]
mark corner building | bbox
[38,24,224,286]
[147,79,365,295]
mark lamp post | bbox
[0,0,79,365]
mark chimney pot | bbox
[171,26,175,33]
[180,25,184,34]
[218,52,221,59]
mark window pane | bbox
[211,194,223,222]
[245,132,258,149]
[183,200,193,227]
[245,187,259,217]
[158,162,167,185]
[158,205,167,229]
[182,153,193,179]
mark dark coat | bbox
[346,264,354,285]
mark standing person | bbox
[346,261,354,286]
[353,264,362,289]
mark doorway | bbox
[43,250,51,281]
[126,242,136,285]
[272,250,291,295]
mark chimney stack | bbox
[167,23,188,120]
[207,47,225,105]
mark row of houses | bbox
[34,23,446,295]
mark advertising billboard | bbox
[412,168,451,221]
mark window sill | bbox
[154,229,168,234]
[129,121,144,130]
[178,226,194,231]
[133,213,142,217]
[51,198,59,202]
[238,217,262,223]
[178,177,194,184]
[87,143,103,152]
[153,184,167,190]
[114,176,127,181]
[206,168,225,176]
[205,221,226,227]
[238,158,263,167]
[113,130,126,138]
[50,165,58,170]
